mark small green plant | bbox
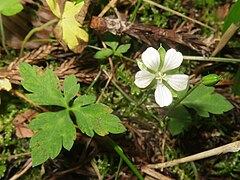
[19,62,126,166]
[94,41,131,59]
[0,0,23,56]
[132,46,233,136]
[168,82,234,136]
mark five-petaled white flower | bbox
[134,47,189,107]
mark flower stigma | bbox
[155,72,166,83]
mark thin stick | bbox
[11,89,48,112]
[98,0,118,17]
[141,166,173,180]
[143,0,216,31]
[211,23,240,56]
[9,159,32,180]
[90,159,102,180]
[146,141,240,169]
[183,55,240,63]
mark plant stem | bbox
[104,136,144,180]
[129,0,143,22]
[0,14,10,57]
[20,18,58,57]
[86,70,102,93]
[183,55,240,63]
[115,157,123,180]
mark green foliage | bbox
[0,0,23,16]
[212,152,240,178]
[181,85,233,118]
[140,0,187,27]
[168,85,234,135]
[94,42,131,59]
[19,62,126,166]
[94,48,114,59]
[167,105,191,136]
[223,0,240,33]
[20,63,66,107]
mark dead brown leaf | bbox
[13,109,38,138]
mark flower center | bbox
[155,72,166,83]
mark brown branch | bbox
[145,141,240,169]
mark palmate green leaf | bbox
[30,110,76,166]
[181,85,233,117]
[63,74,80,103]
[19,62,66,107]
[19,63,126,166]
[0,0,23,16]
[105,41,119,51]
[167,105,192,136]
[94,48,113,59]
[71,96,126,137]
[116,44,131,54]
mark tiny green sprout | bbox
[202,74,222,86]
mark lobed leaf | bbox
[63,75,80,103]
[19,63,126,166]
[45,0,61,18]
[94,48,113,59]
[57,1,88,52]
[116,44,131,54]
[30,110,76,167]
[167,105,192,136]
[71,99,126,137]
[0,0,23,16]
[19,62,66,107]
[181,85,233,117]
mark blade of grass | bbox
[104,136,144,180]
[0,14,10,57]
[143,0,216,31]
[129,0,143,22]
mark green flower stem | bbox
[183,55,240,63]
[87,45,101,51]
[86,70,102,93]
[20,18,58,57]
[129,0,143,22]
[104,136,144,180]
[111,78,135,103]
[162,81,202,121]
[115,157,123,180]
[0,14,10,57]
[102,68,162,122]
[117,54,135,62]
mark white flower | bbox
[134,47,189,107]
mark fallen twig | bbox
[146,141,240,169]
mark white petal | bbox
[141,47,160,72]
[164,74,189,91]
[161,48,183,73]
[154,82,173,107]
[134,70,155,88]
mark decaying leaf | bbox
[46,0,89,53]
[90,16,213,55]
[13,110,38,138]
[0,78,12,91]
